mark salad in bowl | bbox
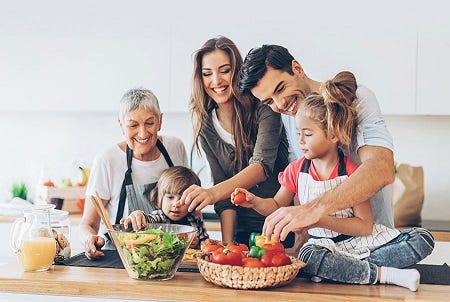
[109,223,195,280]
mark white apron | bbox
[299,154,400,259]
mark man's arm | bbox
[315,145,394,217]
[262,145,394,241]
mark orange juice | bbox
[17,237,56,271]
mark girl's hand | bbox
[120,210,147,231]
[231,188,255,208]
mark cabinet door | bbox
[168,1,417,115]
[417,30,450,114]
[285,28,417,115]
[0,2,171,112]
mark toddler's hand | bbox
[190,235,200,248]
[120,210,147,231]
[231,188,255,208]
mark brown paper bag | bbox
[392,163,424,227]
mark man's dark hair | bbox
[238,45,295,96]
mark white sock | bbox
[310,276,323,283]
[379,266,420,292]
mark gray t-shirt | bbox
[282,84,395,228]
[200,102,289,238]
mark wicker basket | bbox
[196,253,305,289]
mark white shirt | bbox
[212,109,234,146]
[86,136,188,234]
[281,84,395,228]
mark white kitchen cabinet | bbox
[417,30,450,114]
[0,2,172,113]
[0,1,442,115]
[287,29,417,115]
[167,1,418,115]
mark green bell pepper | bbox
[248,245,267,259]
[249,232,261,248]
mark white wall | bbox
[2,0,450,115]
[385,116,450,221]
[1,112,449,221]
[1,1,450,221]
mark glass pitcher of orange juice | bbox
[10,204,57,272]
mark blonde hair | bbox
[298,71,358,150]
[190,36,256,170]
[149,166,201,208]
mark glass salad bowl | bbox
[108,223,195,280]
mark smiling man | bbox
[238,44,396,242]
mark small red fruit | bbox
[234,192,246,205]
[43,180,55,187]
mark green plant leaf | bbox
[11,182,28,200]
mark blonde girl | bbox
[232,71,434,291]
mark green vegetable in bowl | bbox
[115,227,192,280]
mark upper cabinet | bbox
[168,1,418,115]
[1,1,448,115]
[0,2,172,112]
[416,10,450,115]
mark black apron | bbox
[114,139,174,224]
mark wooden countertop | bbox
[0,262,448,301]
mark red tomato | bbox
[271,253,291,267]
[242,257,265,267]
[211,248,243,266]
[260,251,291,267]
[233,192,246,205]
[76,198,85,213]
[43,180,55,187]
[177,233,188,240]
[225,242,249,254]
[261,242,285,253]
[202,242,224,253]
[260,250,277,267]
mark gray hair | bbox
[119,88,161,121]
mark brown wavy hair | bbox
[190,36,255,170]
[299,71,358,150]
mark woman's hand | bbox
[84,235,105,260]
[230,188,255,208]
[180,184,216,212]
[120,210,147,231]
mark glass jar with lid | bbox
[50,209,71,262]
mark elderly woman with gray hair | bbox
[79,88,188,260]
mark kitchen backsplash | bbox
[1,111,449,220]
